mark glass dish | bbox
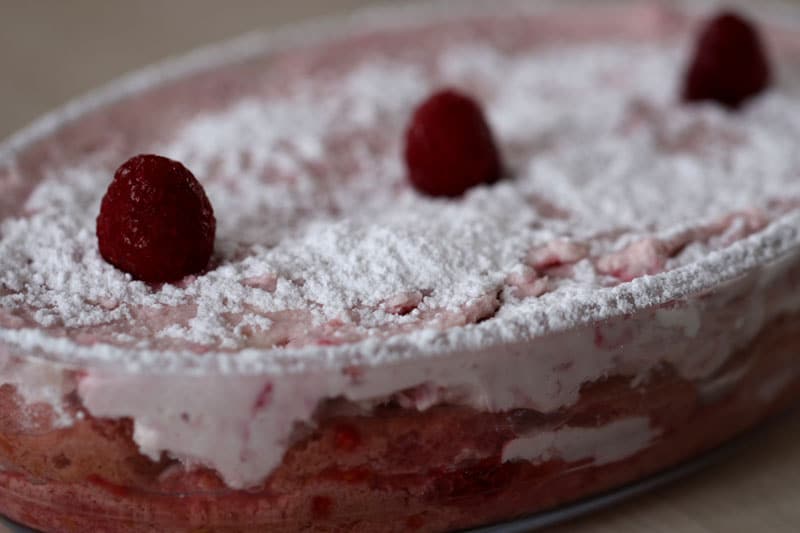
[1,1,800,531]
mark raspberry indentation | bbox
[404,88,502,197]
[97,154,216,282]
[682,11,771,109]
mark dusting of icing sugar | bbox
[2,11,800,371]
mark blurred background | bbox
[0,1,386,140]
[1,0,798,141]
[1,1,800,532]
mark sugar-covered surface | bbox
[2,3,800,374]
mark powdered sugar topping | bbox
[2,6,800,371]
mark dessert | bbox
[1,1,800,531]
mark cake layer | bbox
[0,306,798,532]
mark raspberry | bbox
[96,154,216,282]
[404,89,502,197]
[682,11,771,109]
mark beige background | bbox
[1,1,800,532]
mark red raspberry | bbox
[96,154,216,282]
[404,89,502,197]
[682,11,771,109]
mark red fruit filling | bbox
[332,424,361,452]
[96,154,216,283]
[404,88,502,197]
[682,11,771,109]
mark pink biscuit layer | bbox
[0,305,799,532]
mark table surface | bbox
[1,1,800,532]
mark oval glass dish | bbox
[2,1,800,532]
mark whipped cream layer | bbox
[78,255,800,488]
[2,1,800,488]
[502,417,660,467]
